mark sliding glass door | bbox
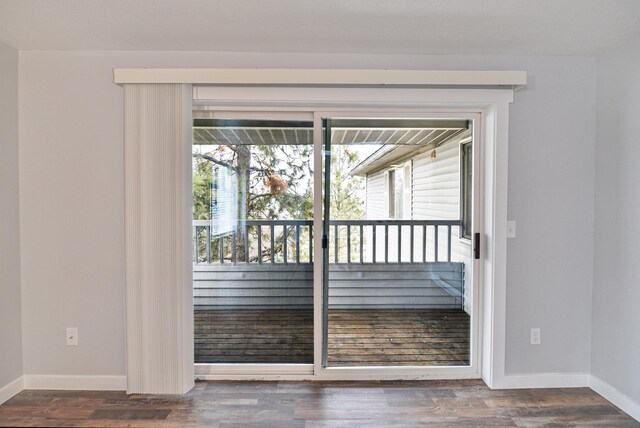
[192,115,314,366]
[192,108,480,376]
[321,116,477,368]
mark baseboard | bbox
[23,375,126,391]
[0,376,24,405]
[589,375,640,422]
[491,373,590,389]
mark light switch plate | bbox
[66,327,78,346]
[507,221,516,238]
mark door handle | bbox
[474,232,480,260]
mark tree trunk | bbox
[235,145,251,262]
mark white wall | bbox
[18,51,596,378]
[0,41,23,388]
[592,35,640,403]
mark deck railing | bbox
[193,219,461,265]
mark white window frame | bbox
[387,168,396,219]
[460,137,473,241]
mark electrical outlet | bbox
[66,327,78,346]
[507,221,516,238]
[530,328,541,345]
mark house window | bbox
[460,140,472,239]
[387,167,406,219]
[388,169,397,218]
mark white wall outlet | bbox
[530,328,541,345]
[66,327,78,346]
[507,220,516,238]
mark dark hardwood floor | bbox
[195,308,470,366]
[0,380,637,427]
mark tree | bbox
[193,142,314,262]
[328,144,365,261]
[193,141,365,263]
[329,144,365,220]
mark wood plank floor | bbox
[195,309,469,366]
[195,309,313,364]
[329,309,469,366]
[1,380,637,427]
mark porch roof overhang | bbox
[193,118,471,177]
[350,126,470,176]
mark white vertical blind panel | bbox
[124,84,194,394]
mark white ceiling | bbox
[0,0,639,55]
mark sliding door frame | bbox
[194,106,484,381]
[192,109,316,378]
[313,109,482,380]
[192,87,513,385]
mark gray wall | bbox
[592,35,640,403]
[0,41,23,388]
[18,51,596,377]
[504,57,595,375]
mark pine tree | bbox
[193,141,365,263]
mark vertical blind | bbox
[123,84,194,394]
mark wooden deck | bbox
[195,309,469,366]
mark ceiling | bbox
[0,0,639,55]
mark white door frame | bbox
[192,87,513,387]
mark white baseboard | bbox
[589,375,640,422]
[0,376,24,405]
[491,373,590,389]
[23,375,126,391]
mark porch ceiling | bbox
[194,119,466,144]
[193,127,465,146]
[193,119,469,176]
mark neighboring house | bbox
[352,129,473,314]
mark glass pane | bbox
[323,118,473,367]
[193,118,314,364]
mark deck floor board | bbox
[195,308,470,366]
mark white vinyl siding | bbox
[366,170,386,220]
[366,170,388,262]
[366,164,413,262]
[412,135,472,314]
[365,133,473,313]
[413,145,460,220]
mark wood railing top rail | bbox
[193,219,460,226]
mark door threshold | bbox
[195,363,313,377]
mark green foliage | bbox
[192,142,366,262]
[193,143,364,221]
[329,144,365,220]
[192,156,213,220]
[192,144,315,221]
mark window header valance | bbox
[113,68,527,90]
